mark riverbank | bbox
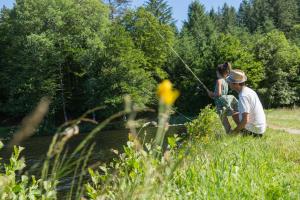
[85,134,300,199]
[0,108,299,199]
[85,108,300,199]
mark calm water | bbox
[1,125,186,194]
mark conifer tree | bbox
[145,0,174,25]
[105,0,131,19]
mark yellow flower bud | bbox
[157,80,180,105]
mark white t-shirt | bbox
[238,87,266,134]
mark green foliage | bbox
[104,0,131,19]
[237,0,298,33]
[184,1,216,39]
[170,29,209,113]
[170,1,218,113]
[213,33,264,89]
[185,105,225,139]
[145,0,174,25]
[84,23,156,116]
[0,0,110,118]
[121,8,175,79]
[1,0,300,127]
[272,0,298,31]
[254,30,300,107]
[215,3,238,32]
[288,24,300,47]
[0,143,57,199]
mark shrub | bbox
[185,105,225,140]
[0,142,57,199]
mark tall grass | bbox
[0,96,152,199]
[170,130,300,199]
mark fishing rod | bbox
[145,17,210,94]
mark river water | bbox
[1,125,186,195]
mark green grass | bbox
[170,129,300,199]
[86,108,300,199]
[1,108,300,199]
[87,129,300,199]
[266,108,300,130]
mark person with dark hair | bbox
[208,62,239,133]
[226,69,266,137]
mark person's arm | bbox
[232,112,249,133]
[208,79,222,98]
[215,79,222,97]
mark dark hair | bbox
[217,62,231,76]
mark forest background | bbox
[0,0,299,130]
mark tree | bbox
[272,0,298,32]
[237,0,298,33]
[0,7,11,112]
[84,23,156,117]
[145,0,174,25]
[184,1,212,35]
[254,30,300,107]
[208,8,218,24]
[120,8,175,80]
[237,0,254,31]
[0,0,110,121]
[217,3,238,32]
[183,1,217,57]
[171,1,218,113]
[212,33,264,90]
[105,0,132,19]
[288,24,300,47]
[169,29,207,114]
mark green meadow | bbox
[266,109,300,130]
[84,107,300,199]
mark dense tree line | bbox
[0,0,299,127]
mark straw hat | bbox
[226,69,247,83]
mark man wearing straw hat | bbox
[226,69,266,137]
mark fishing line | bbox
[145,17,210,94]
[152,93,194,122]
[139,87,194,122]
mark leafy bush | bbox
[85,140,176,199]
[185,105,225,140]
[0,142,57,199]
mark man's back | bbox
[238,87,266,134]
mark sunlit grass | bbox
[1,106,300,199]
[266,108,300,129]
[86,107,300,199]
[86,126,300,199]
[170,128,300,199]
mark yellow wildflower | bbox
[157,80,180,105]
